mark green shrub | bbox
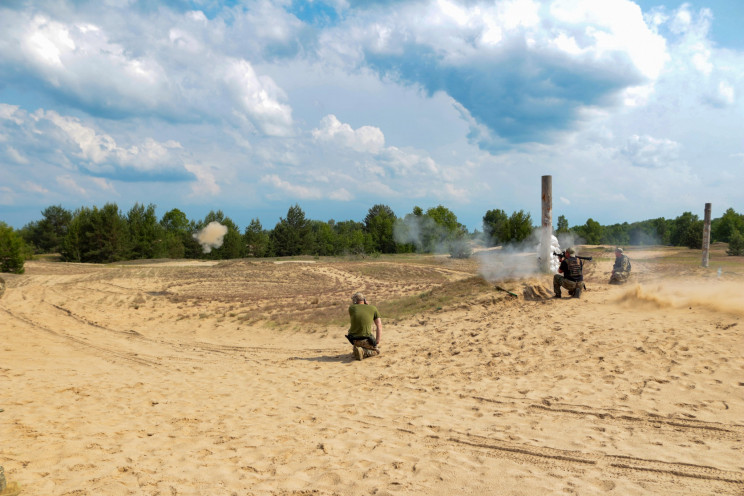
[0,222,26,274]
[448,238,472,259]
[727,229,744,256]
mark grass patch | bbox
[377,275,492,322]
[254,275,493,329]
[33,253,64,262]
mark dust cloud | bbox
[193,221,228,254]
[616,281,744,317]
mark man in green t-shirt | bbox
[346,292,382,360]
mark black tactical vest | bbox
[566,256,583,281]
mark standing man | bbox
[345,292,382,360]
[609,247,631,284]
[553,247,584,299]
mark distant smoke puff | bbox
[194,221,228,253]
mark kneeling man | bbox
[554,247,585,299]
[345,292,382,360]
[609,247,631,284]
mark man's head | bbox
[615,247,623,257]
[351,292,366,304]
[564,247,575,256]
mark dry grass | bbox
[9,244,740,331]
[377,275,494,322]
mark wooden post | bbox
[702,203,712,268]
[540,175,552,272]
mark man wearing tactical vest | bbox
[553,247,585,299]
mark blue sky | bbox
[1,0,742,233]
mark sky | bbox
[1,0,742,233]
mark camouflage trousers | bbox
[609,272,630,284]
[352,340,380,359]
[553,274,584,297]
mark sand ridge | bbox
[1,252,743,495]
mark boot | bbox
[363,348,380,358]
[572,286,582,298]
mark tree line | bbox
[3,203,477,271]
[1,203,742,274]
[558,208,744,252]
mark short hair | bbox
[351,292,365,304]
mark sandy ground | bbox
[1,248,743,495]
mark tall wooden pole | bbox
[702,202,712,268]
[540,175,552,272]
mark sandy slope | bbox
[0,251,743,495]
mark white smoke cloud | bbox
[393,215,453,254]
[477,231,566,282]
[193,221,228,253]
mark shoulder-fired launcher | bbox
[553,251,593,261]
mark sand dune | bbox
[1,249,742,495]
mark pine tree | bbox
[0,222,26,274]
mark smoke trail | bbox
[194,221,228,253]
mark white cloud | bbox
[312,114,385,154]
[444,183,469,201]
[185,163,220,197]
[57,175,87,196]
[2,7,296,138]
[0,104,24,125]
[499,0,541,30]
[224,59,294,137]
[90,177,116,192]
[40,110,192,178]
[620,134,681,168]
[6,146,29,164]
[0,186,14,205]
[322,0,670,149]
[45,111,117,164]
[25,15,75,68]
[551,0,668,80]
[329,188,354,201]
[261,174,323,200]
[0,0,742,232]
[23,181,49,194]
[706,80,736,107]
[379,147,440,177]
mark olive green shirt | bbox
[348,304,381,339]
